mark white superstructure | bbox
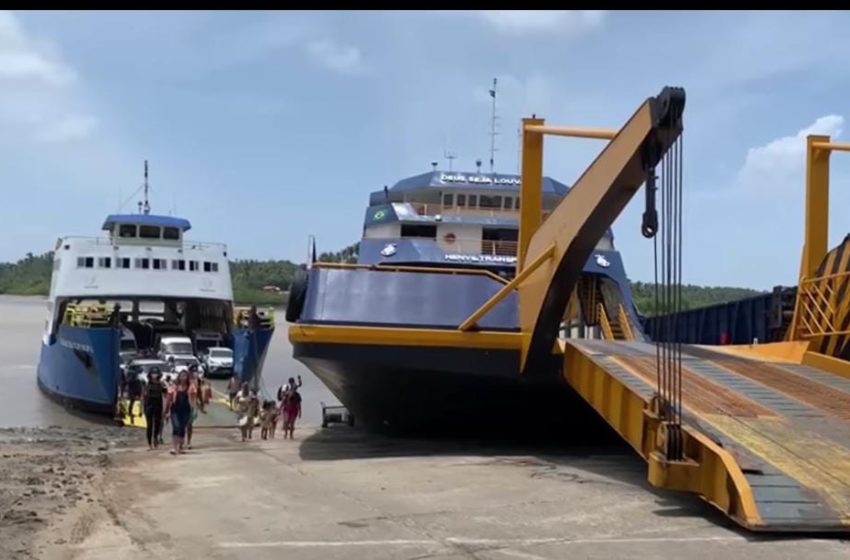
[44,214,233,339]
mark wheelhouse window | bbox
[204,261,219,273]
[118,258,131,269]
[400,224,437,239]
[163,227,180,240]
[479,195,503,209]
[468,195,478,208]
[135,258,150,270]
[503,197,513,210]
[139,225,160,239]
[118,224,136,238]
[98,257,111,269]
[189,260,199,272]
[442,193,453,208]
[153,258,167,270]
[456,194,466,207]
[77,257,94,268]
[172,259,186,271]
[514,198,520,210]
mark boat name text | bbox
[439,173,520,186]
[444,254,517,264]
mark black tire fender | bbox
[285,268,309,323]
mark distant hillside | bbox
[0,247,766,313]
[0,252,53,295]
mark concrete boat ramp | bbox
[41,426,849,560]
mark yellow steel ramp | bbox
[562,338,850,532]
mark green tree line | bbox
[0,246,762,312]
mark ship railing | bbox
[60,236,227,251]
[234,306,275,329]
[63,303,113,328]
[408,203,519,218]
[313,262,510,284]
[793,270,850,340]
[380,235,518,257]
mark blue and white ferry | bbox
[36,171,274,415]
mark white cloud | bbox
[0,11,93,144]
[477,10,605,35]
[306,38,366,75]
[35,114,96,143]
[737,115,844,192]
[0,11,75,86]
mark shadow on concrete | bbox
[297,426,775,537]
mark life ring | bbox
[285,268,309,323]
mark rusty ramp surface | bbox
[566,339,850,531]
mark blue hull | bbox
[36,325,121,414]
[231,327,275,385]
[37,324,274,416]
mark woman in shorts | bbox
[165,371,193,455]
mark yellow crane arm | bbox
[518,86,685,375]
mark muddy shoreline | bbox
[0,426,136,560]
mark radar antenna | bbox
[443,146,457,172]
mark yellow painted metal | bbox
[561,341,762,529]
[703,341,809,363]
[811,141,850,152]
[522,125,618,140]
[64,303,111,327]
[289,324,522,350]
[801,134,831,282]
[459,244,555,331]
[617,303,636,341]
[597,302,615,340]
[518,117,545,271]
[518,99,664,372]
[313,262,509,284]
[802,350,850,381]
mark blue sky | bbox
[2,10,850,290]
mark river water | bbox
[0,295,338,427]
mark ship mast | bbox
[489,77,499,174]
[142,160,151,215]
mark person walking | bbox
[126,365,143,421]
[141,367,165,450]
[185,365,200,450]
[165,371,193,455]
[278,375,302,436]
[282,388,302,440]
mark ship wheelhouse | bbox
[358,169,614,274]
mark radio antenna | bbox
[488,78,500,173]
[142,160,151,215]
[443,136,457,172]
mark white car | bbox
[202,347,234,378]
[124,358,169,384]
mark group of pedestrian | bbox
[139,363,211,455]
[228,374,303,442]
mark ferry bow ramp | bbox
[288,85,850,532]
